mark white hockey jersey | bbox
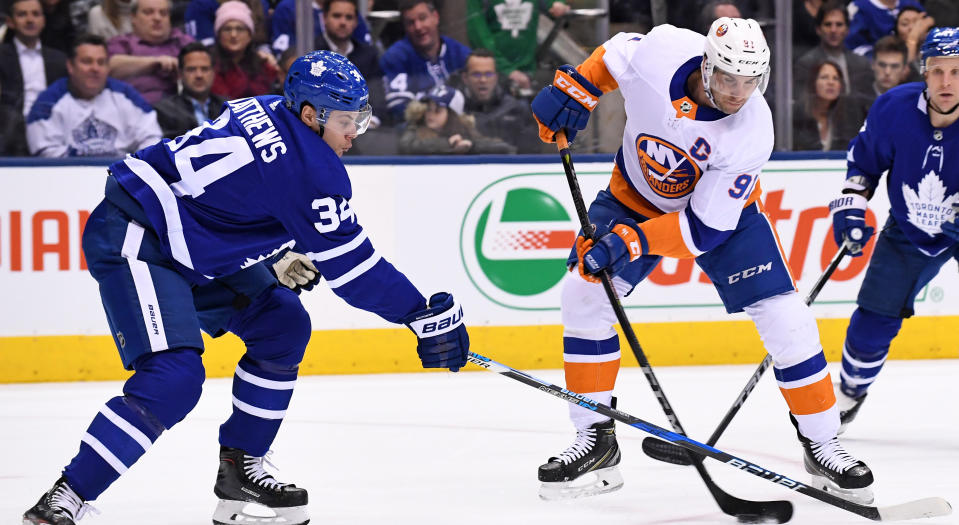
[26,78,162,158]
[578,25,774,258]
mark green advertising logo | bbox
[461,175,580,310]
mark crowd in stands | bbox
[0,0,956,158]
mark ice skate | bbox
[213,446,309,525]
[790,414,874,504]
[837,387,867,435]
[538,419,623,500]
[23,477,96,525]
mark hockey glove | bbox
[402,292,469,372]
[942,202,959,242]
[829,193,874,256]
[531,64,602,145]
[272,252,320,294]
[579,218,646,279]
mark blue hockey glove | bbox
[402,293,469,372]
[942,203,959,242]
[579,218,646,279]
[829,193,874,256]
[271,251,320,294]
[531,64,602,145]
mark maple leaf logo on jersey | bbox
[902,171,959,237]
[310,61,327,77]
[493,0,533,38]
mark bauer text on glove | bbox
[401,292,469,372]
[829,193,874,256]
[531,64,602,144]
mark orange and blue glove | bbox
[531,64,602,144]
[577,218,647,280]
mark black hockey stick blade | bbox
[693,457,793,523]
[468,351,953,522]
[644,435,701,466]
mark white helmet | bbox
[702,17,771,102]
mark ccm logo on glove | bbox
[555,70,599,109]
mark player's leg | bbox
[538,189,661,500]
[25,201,207,524]
[195,267,311,525]
[839,218,959,432]
[700,202,873,504]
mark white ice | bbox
[2,359,956,525]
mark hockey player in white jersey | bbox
[530,18,875,504]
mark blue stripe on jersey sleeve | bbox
[106,78,155,114]
[683,206,733,253]
[26,78,70,123]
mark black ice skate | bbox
[213,446,309,525]
[538,418,623,500]
[837,388,868,435]
[790,414,874,504]
[23,477,95,525]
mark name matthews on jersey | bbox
[227,98,288,163]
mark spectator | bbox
[211,0,277,98]
[381,0,470,122]
[794,0,825,56]
[269,0,369,56]
[184,0,268,47]
[107,0,193,104]
[456,48,541,153]
[0,0,68,155]
[399,84,514,155]
[698,0,740,34]
[895,6,933,69]
[314,0,385,124]
[87,0,134,39]
[793,60,870,151]
[870,35,909,98]
[26,34,161,157]
[845,0,922,57]
[465,0,568,94]
[153,42,226,138]
[795,2,872,98]
[38,0,74,52]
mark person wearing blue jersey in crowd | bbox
[23,50,469,525]
[829,27,959,433]
[381,0,471,123]
[845,0,923,57]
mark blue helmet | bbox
[920,27,959,73]
[284,50,371,127]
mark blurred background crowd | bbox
[1,0,956,158]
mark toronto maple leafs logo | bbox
[493,0,533,38]
[902,171,959,237]
[70,115,118,156]
[310,61,327,77]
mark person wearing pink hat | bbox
[211,0,278,99]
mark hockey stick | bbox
[467,351,953,521]
[643,245,851,466]
[555,132,793,523]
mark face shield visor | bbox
[319,105,373,136]
[706,69,763,112]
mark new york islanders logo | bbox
[716,23,728,36]
[635,134,702,199]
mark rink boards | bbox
[1,156,957,383]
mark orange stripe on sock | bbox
[779,374,836,415]
[565,359,621,393]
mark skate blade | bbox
[539,466,624,501]
[809,474,874,505]
[213,499,309,525]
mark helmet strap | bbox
[700,56,719,109]
[925,89,959,115]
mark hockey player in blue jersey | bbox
[829,27,959,433]
[23,50,470,525]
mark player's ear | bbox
[299,104,316,127]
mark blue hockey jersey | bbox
[108,95,426,323]
[380,36,471,120]
[844,0,922,57]
[846,82,959,257]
